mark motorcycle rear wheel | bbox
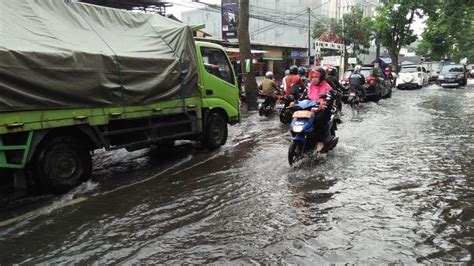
[288,141,304,165]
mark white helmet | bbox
[265,71,274,79]
[354,65,362,72]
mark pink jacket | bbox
[307,80,332,103]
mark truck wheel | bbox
[203,113,227,149]
[34,136,92,194]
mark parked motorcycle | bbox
[288,92,339,165]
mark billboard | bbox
[221,0,238,40]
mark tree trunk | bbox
[238,0,257,110]
[389,50,399,73]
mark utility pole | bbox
[238,0,257,110]
[307,7,311,66]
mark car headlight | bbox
[457,74,464,79]
[438,75,444,79]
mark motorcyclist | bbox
[384,66,396,87]
[281,69,290,95]
[325,67,344,123]
[298,66,309,86]
[348,65,366,100]
[260,71,278,108]
[285,65,307,99]
[301,67,334,152]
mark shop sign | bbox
[262,51,283,60]
[290,50,306,60]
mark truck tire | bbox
[203,113,227,149]
[34,136,92,194]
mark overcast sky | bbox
[166,0,220,19]
[166,0,426,37]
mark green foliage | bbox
[374,0,420,56]
[341,7,373,57]
[313,7,373,59]
[312,21,326,40]
[417,1,474,62]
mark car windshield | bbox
[400,66,417,73]
[440,65,464,74]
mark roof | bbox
[317,30,343,44]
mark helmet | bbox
[298,66,306,76]
[284,69,290,76]
[313,66,326,80]
[265,71,274,79]
[328,67,337,77]
[354,65,362,73]
[289,65,298,75]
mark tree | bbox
[314,8,373,68]
[417,0,474,62]
[238,0,257,110]
[374,0,421,72]
[342,7,373,59]
[311,21,326,40]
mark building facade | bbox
[182,0,380,74]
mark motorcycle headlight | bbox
[293,125,304,133]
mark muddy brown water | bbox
[0,84,472,264]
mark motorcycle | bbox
[347,85,362,109]
[279,95,296,124]
[288,92,339,165]
[257,93,277,117]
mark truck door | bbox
[198,46,239,113]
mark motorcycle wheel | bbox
[280,108,293,124]
[288,141,304,165]
[264,106,273,117]
[258,106,264,116]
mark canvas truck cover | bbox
[0,0,199,112]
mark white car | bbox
[396,64,429,89]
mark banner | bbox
[321,56,341,67]
[221,0,238,40]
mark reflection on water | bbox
[0,85,472,263]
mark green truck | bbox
[0,1,240,193]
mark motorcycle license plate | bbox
[275,103,285,109]
[349,92,356,97]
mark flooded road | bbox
[0,83,473,264]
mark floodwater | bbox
[0,83,473,264]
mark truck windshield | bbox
[201,47,234,85]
